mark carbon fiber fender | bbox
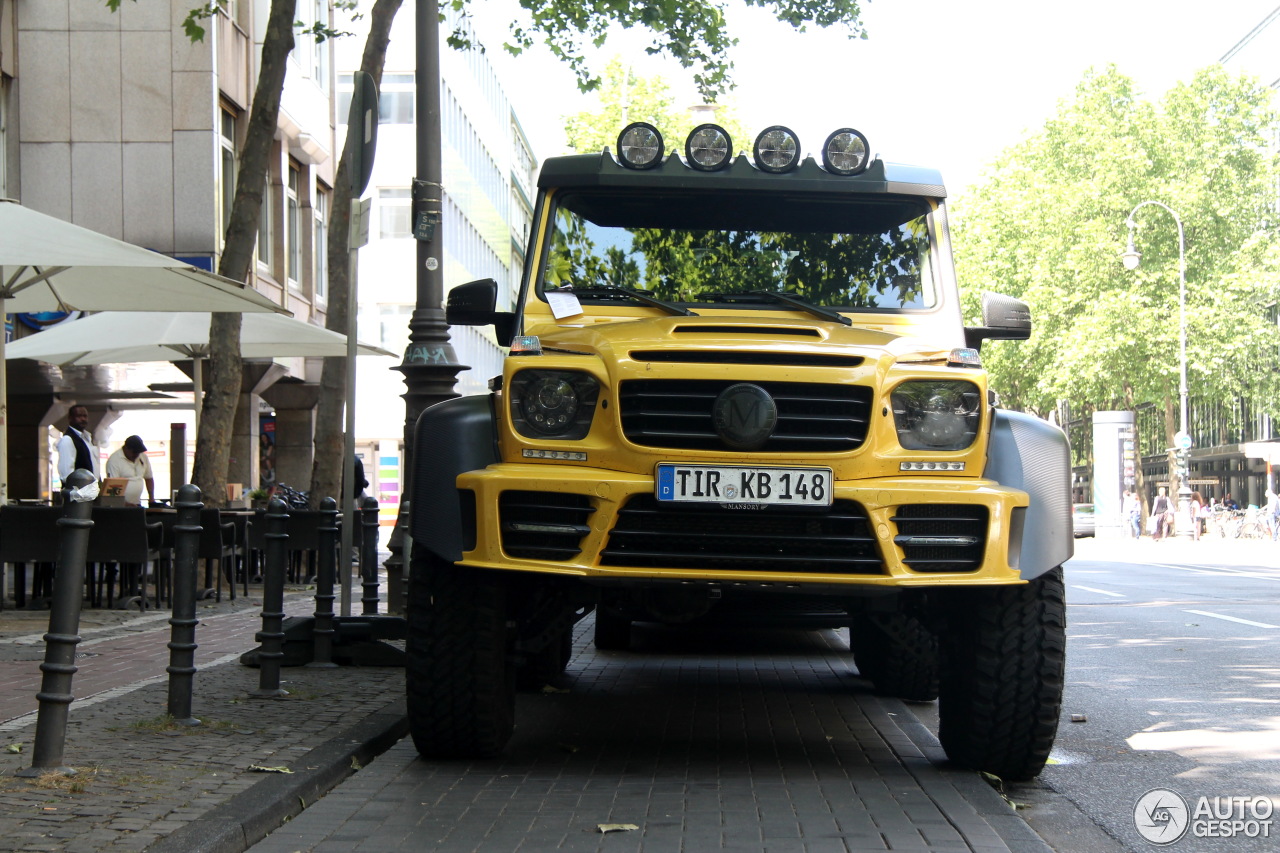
[410,394,499,563]
[983,409,1074,579]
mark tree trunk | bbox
[309,0,404,508]
[192,0,296,508]
[1163,393,1179,498]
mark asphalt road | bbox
[1004,536,1280,851]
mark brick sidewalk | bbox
[0,591,407,853]
[249,619,1049,853]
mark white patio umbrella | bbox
[0,199,287,502]
[6,312,394,431]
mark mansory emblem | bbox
[713,383,777,450]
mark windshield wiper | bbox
[706,291,852,326]
[556,285,697,317]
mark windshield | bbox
[541,188,938,311]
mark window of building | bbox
[218,105,238,243]
[379,73,414,125]
[314,186,328,301]
[313,0,329,93]
[379,304,413,352]
[378,187,412,239]
[286,161,302,286]
[336,73,353,127]
[257,175,273,274]
[0,75,9,199]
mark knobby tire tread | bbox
[937,567,1066,781]
[406,551,515,759]
[849,613,940,702]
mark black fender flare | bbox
[409,394,499,563]
[983,409,1074,579]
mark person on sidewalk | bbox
[55,404,99,485]
[1151,487,1173,540]
[1189,491,1204,541]
[1122,489,1142,539]
[105,435,155,506]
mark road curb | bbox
[145,699,408,853]
[886,696,1056,853]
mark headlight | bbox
[753,125,801,173]
[616,122,664,170]
[685,124,733,171]
[510,370,600,439]
[891,380,982,451]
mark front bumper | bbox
[455,463,1030,587]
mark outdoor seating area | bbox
[0,501,370,613]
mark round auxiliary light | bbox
[684,124,733,171]
[752,125,801,173]
[823,127,871,176]
[616,122,664,170]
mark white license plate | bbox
[655,464,832,507]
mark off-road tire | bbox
[516,628,573,690]
[405,550,515,758]
[937,567,1066,781]
[848,612,939,701]
[593,606,631,650]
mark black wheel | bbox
[593,605,631,650]
[937,567,1066,781]
[848,612,939,701]
[405,549,515,759]
[516,627,573,690]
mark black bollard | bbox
[251,498,289,698]
[386,500,407,616]
[166,485,203,725]
[308,497,339,668]
[360,495,381,615]
[18,469,96,777]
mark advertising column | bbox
[1092,411,1136,539]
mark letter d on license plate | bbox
[656,464,832,507]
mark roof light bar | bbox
[753,125,801,173]
[616,122,664,170]
[685,124,733,171]
[822,128,871,176]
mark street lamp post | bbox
[1120,201,1193,539]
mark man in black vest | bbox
[56,404,100,485]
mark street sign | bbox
[344,71,379,199]
[1175,431,1192,451]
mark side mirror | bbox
[964,291,1032,350]
[446,278,517,345]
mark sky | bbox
[466,0,1280,193]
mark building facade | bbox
[334,2,536,520]
[0,0,534,504]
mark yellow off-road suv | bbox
[406,123,1072,780]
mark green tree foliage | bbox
[563,57,750,155]
[452,1,866,99]
[954,65,1280,445]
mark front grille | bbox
[600,496,884,574]
[499,491,594,561]
[630,351,864,367]
[619,379,872,452]
[892,504,988,572]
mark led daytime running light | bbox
[900,461,966,471]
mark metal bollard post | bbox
[18,469,96,777]
[386,500,408,615]
[360,495,381,615]
[308,497,339,668]
[166,484,203,725]
[251,498,289,698]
